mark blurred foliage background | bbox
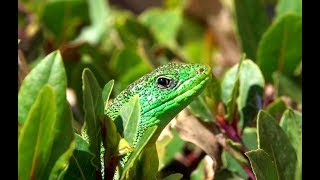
[18,0,301,179]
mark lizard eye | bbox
[157,77,172,89]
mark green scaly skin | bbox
[106,62,211,175]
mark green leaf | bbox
[18,85,56,179]
[64,134,97,180]
[132,144,159,179]
[120,126,158,180]
[18,85,75,179]
[245,149,278,180]
[18,51,75,178]
[242,127,257,150]
[81,68,104,168]
[139,8,182,48]
[237,60,264,128]
[221,151,248,179]
[157,129,185,170]
[102,80,114,113]
[42,0,89,43]
[77,0,112,44]
[257,13,302,82]
[276,0,302,19]
[120,94,141,146]
[221,57,243,122]
[234,0,270,60]
[222,59,264,128]
[255,110,297,180]
[273,72,302,103]
[280,109,302,180]
[163,173,183,180]
[266,98,287,121]
[18,50,66,125]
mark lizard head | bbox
[106,62,211,129]
[135,62,212,128]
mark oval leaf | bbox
[18,50,66,125]
[237,60,264,128]
[257,13,302,82]
[18,85,57,179]
[18,50,75,178]
[256,110,297,180]
[221,59,264,128]
[19,85,75,179]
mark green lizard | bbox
[106,62,211,178]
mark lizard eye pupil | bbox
[157,77,171,88]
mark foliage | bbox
[18,0,301,179]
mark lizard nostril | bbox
[199,67,205,73]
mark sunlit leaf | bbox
[18,85,75,179]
